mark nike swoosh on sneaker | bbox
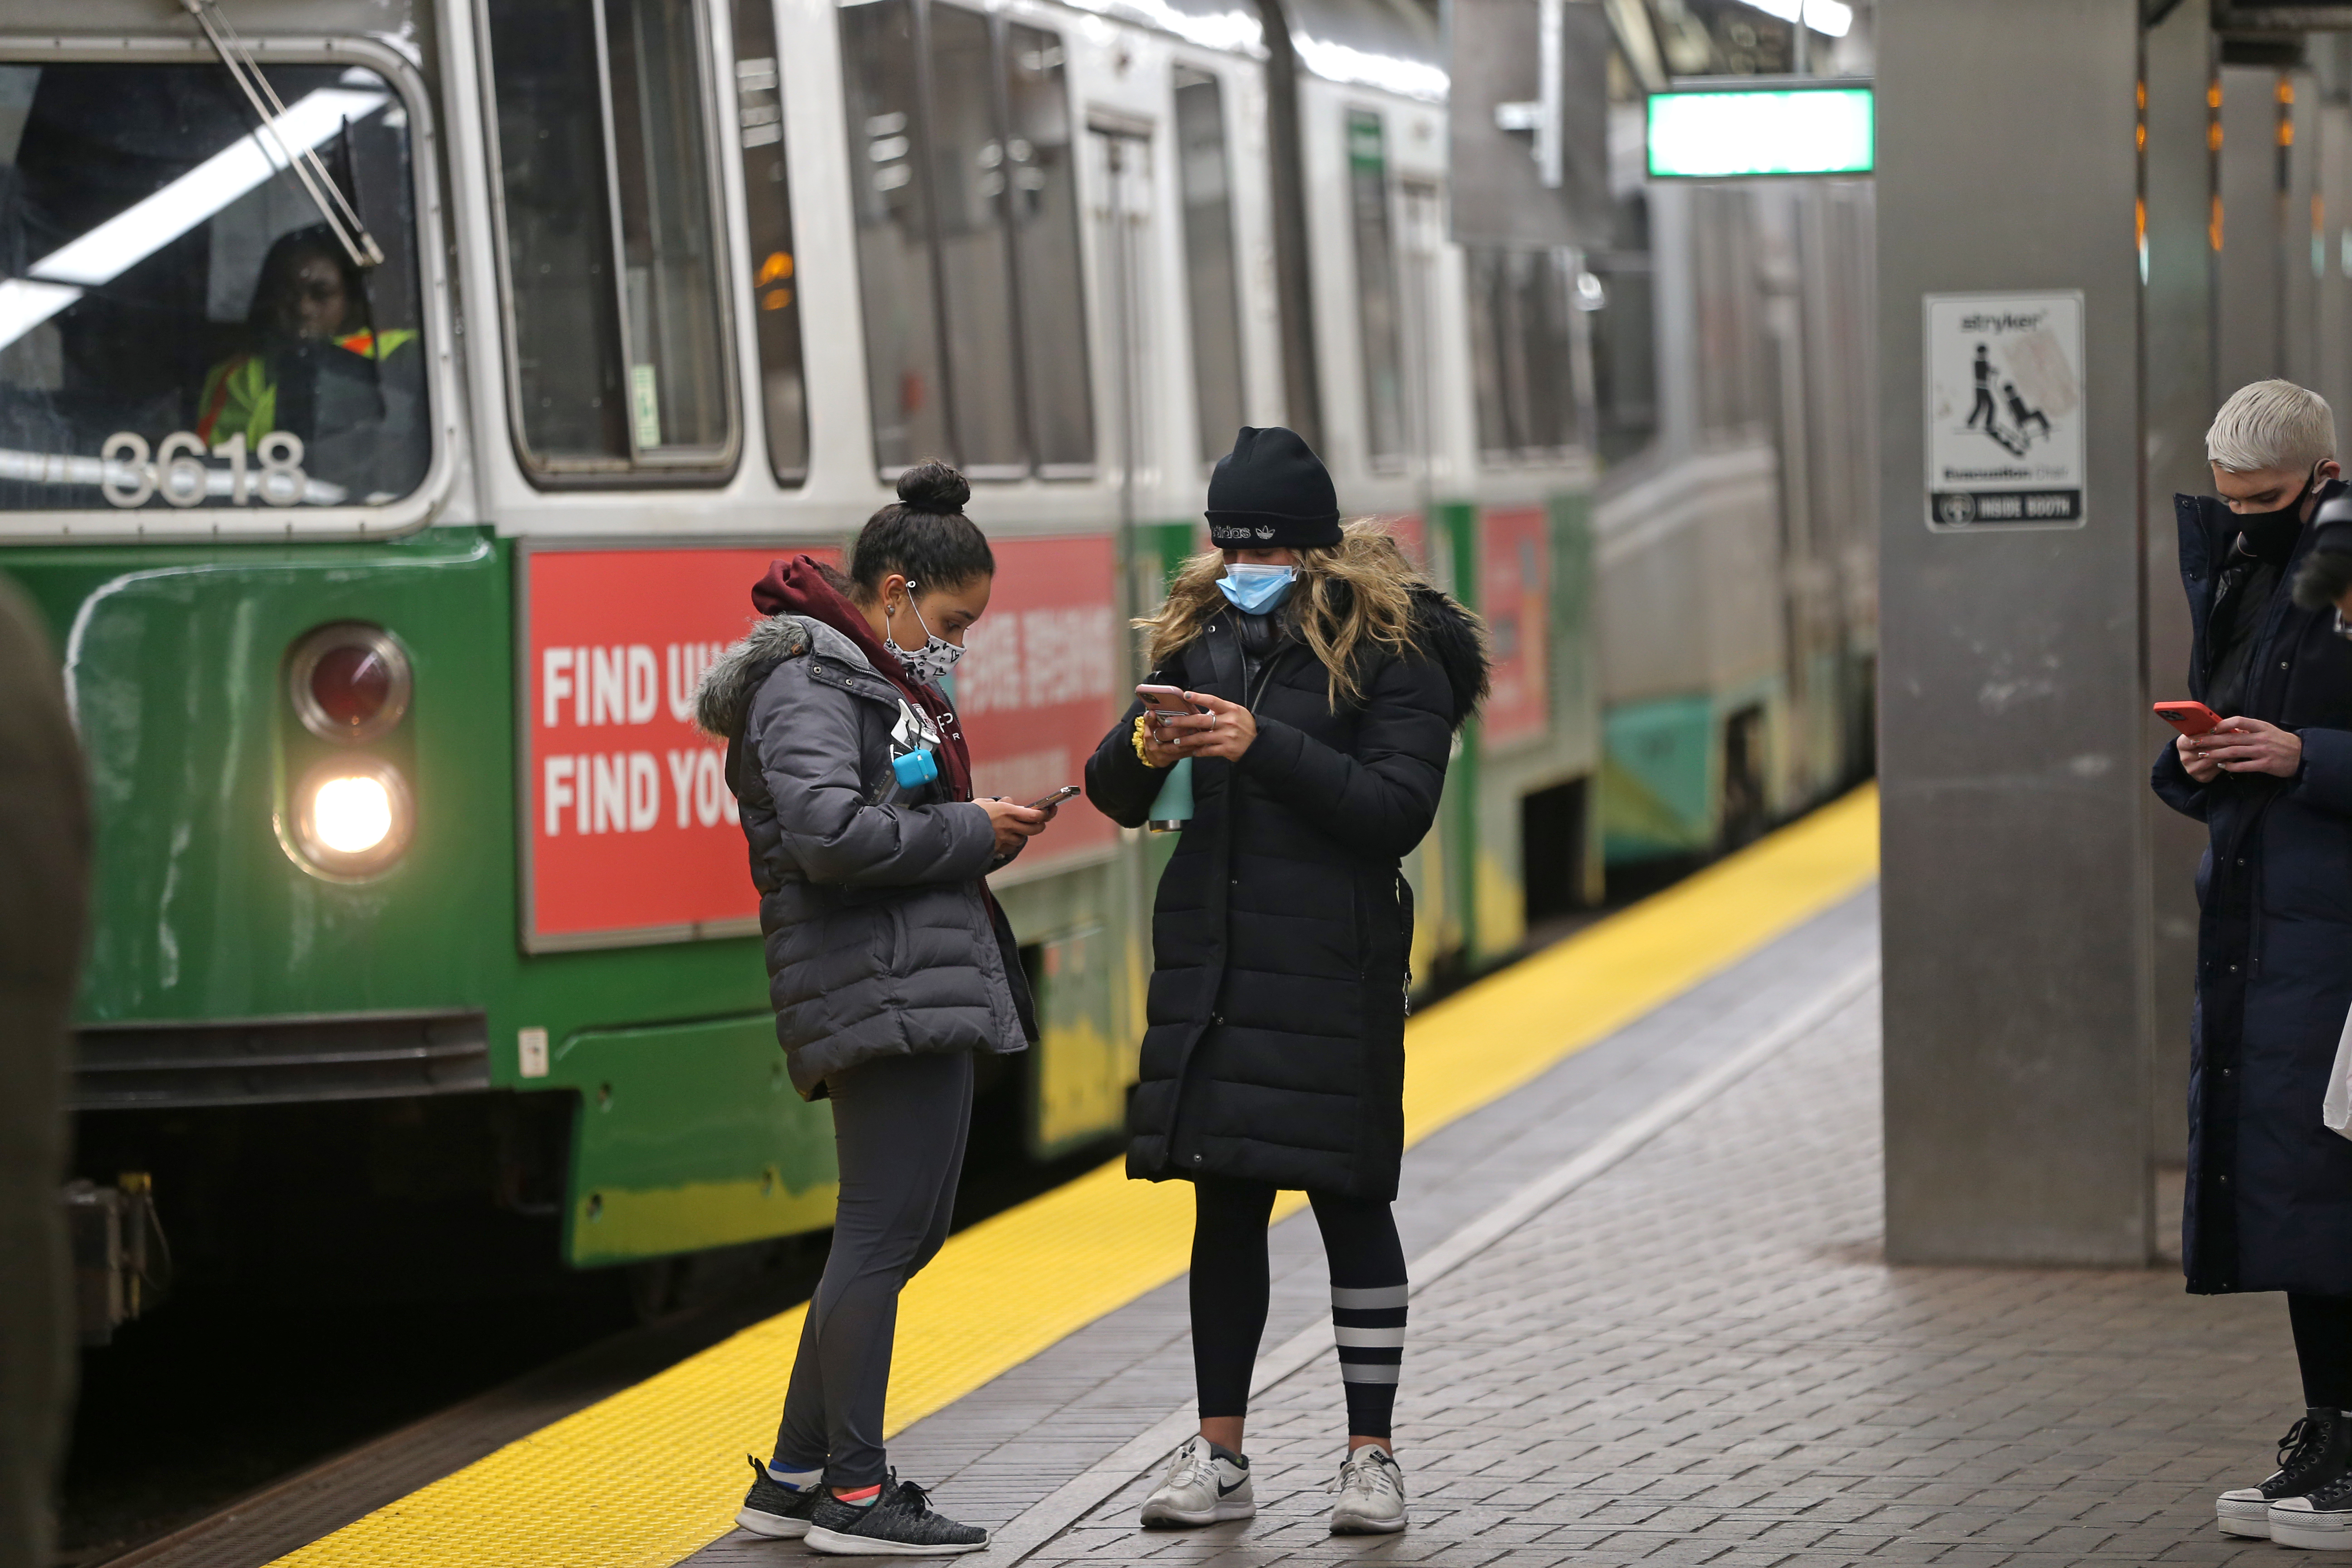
[1216,1476,1247,1497]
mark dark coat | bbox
[699,613,1031,1099]
[1085,586,1487,1200]
[2152,486,2352,1295]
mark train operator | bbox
[2151,380,2352,1550]
[195,224,427,504]
[697,464,1053,1558]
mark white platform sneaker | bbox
[1329,1445,1407,1534]
[2274,1470,2352,1552]
[1139,1436,1256,1528]
[2219,1409,2352,1540]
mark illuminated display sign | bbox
[1645,85,1874,179]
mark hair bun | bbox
[896,460,970,514]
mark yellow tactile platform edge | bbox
[271,785,1878,1568]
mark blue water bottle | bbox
[1147,756,1193,833]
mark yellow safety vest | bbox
[195,328,418,448]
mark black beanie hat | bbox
[1204,426,1342,548]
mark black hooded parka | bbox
[2152,483,2352,1295]
[1085,585,1487,1201]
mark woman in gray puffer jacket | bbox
[696,464,1052,1557]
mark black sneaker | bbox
[2274,1465,2352,1550]
[736,1455,825,1539]
[2219,1409,2352,1538]
[805,1472,988,1557]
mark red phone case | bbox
[2154,701,2221,736]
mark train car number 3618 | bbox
[98,430,314,509]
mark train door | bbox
[1396,178,1445,498]
[1090,124,1157,539]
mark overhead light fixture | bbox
[1646,83,1874,179]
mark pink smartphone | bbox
[1136,683,1197,716]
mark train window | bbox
[1466,250,1516,458]
[1174,66,1245,466]
[1005,25,1093,476]
[1466,251,1516,458]
[484,0,737,481]
[1345,108,1406,468]
[1588,253,1657,463]
[1468,248,1578,466]
[1691,186,1761,437]
[839,1,1092,478]
[841,0,950,470]
[1519,251,1574,453]
[0,62,430,513]
[730,0,808,485]
[927,4,1024,475]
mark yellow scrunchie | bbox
[1132,713,1166,768]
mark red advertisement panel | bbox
[952,534,1122,870]
[522,546,832,946]
[1480,508,1551,743]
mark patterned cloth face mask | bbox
[886,582,965,684]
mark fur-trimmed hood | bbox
[696,614,820,739]
[1405,582,1491,734]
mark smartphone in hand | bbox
[1136,683,1198,717]
[1028,785,1081,810]
[2155,700,2222,737]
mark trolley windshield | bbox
[0,61,429,514]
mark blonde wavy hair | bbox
[1138,519,1438,706]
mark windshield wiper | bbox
[178,0,386,270]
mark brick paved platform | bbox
[1046,974,2291,1563]
[701,889,2300,1565]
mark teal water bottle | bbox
[1147,756,1194,833]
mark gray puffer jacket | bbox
[696,614,1028,1098]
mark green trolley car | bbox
[0,0,1872,1289]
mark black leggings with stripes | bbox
[1189,1176,1408,1440]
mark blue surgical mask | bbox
[1218,563,1296,615]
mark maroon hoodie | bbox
[751,554,975,801]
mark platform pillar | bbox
[1877,0,2156,1265]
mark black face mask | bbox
[2235,465,2322,562]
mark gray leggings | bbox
[772,1048,973,1488]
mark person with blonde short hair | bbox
[2154,380,2352,1548]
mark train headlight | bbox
[287,622,412,743]
[290,758,413,878]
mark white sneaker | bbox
[2221,1410,2352,1539]
[1139,1435,1255,1528]
[2274,1475,2352,1552]
[1329,1445,1407,1534]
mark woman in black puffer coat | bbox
[1085,427,1487,1539]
